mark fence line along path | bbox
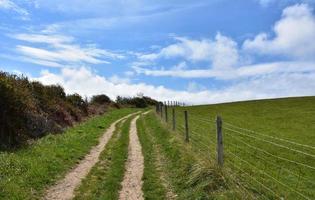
[155,102,315,199]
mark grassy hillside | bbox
[161,96,315,199]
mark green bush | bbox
[115,95,158,108]
[67,93,88,115]
[0,72,37,147]
[0,72,87,148]
[91,94,111,105]
[0,70,158,149]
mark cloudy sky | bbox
[1,0,315,104]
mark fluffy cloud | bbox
[133,4,315,81]
[0,0,29,19]
[33,66,315,104]
[133,61,315,79]
[12,33,125,67]
[243,4,315,60]
[138,33,240,69]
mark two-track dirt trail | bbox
[44,112,138,200]
[119,111,150,200]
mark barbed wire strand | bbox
[225,137,315,186]
[222,165,261,200]
[225,149,311,200]
[224,121,315,151]
[223,126,315,159]
[223,130,315,171]
[225,159,277,200]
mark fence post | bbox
[160,104,163,119]
[216,116,223,167]
[172,108,176,131]
[165,105,168,123]
[184,111,189,142]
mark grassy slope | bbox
[174,96,315,145]
[0,108,137,200]
[163,96,315,199]
[138,113,230,199]
[74,117,132,200]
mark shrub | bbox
[0,72,37,147]
[0,70,158,149]
[0,72,90,148]
[134,97,147,108]
[115,95,158,108]
[66,93,88,115]
[91,94,111,105]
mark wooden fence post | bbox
[172,108,176,131]
[160,104,163,119]
[165,105,168,122]
[216,116,223,167]
[184,111,189,142]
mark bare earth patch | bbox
[119,113,146,200]
[44,112,137,200]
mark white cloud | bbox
[133,61,315,79]
[187,81,206,92]
[13,33,74,46]
[243,3,315,60]
[11,33,125,67]
[109,75,130,84]
[32,66,315,105]
[0,0,29,20]
[138,33,240,69]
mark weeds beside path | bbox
[138,112,229,199]
[0,108,138,200]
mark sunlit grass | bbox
[162,96,315,199]
[0,108,137,200]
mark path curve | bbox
[44,112,138,200]
[119,112,150,200]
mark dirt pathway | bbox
[119,111,150,200]
[44,112,138,200]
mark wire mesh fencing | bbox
[155,103,315,199]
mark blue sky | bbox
[0,0,315,104]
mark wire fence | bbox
[155,103,315,199]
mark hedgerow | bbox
[0,71,158,149]
[0,72,86,148]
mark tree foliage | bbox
[115,95,158,108]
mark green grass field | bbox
[1,96,314,200]
[0,108,137,200]
[161,96,315,199]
